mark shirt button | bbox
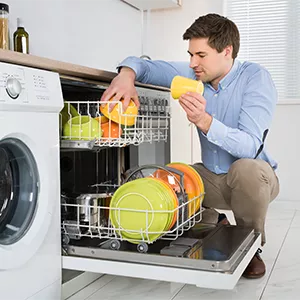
[214,150,217,153]
[216,165,219,168]
[214,94,218,97]
[212,113,216,117]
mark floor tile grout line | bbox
[85,275,116,300]
[65,275,103,300]
[66,274,116,300]
[259,209,297,300]
[170,284,186,300]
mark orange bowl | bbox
[100,121,122,138]
[152,169,181,193]
[100,98,138,126]
[95,115,109,124]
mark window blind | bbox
[224,0,300,102]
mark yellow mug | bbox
[170,75,204,99]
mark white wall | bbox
[266,105,300,204]
[6,0,142,71]
[145,0,299,205]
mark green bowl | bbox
[63,116,102,140]
[60,102,79,129]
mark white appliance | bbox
[0,62,63,300]
[59,78,261,291]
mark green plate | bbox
[118,178,175,242]
[110,178,173,243]
[149,177,176,231]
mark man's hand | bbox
[179,92,213,134]
[100,67,140,112]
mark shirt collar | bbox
[219,59,240,90]
[204,59,240,92]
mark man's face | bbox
[188,38,232,83]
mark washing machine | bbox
[0,62,63,300]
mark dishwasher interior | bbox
[59,76,261,290]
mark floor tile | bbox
[86,276,184,300]
[67,275,115,300]
[261,226,300,300]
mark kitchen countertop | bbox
[0,49,169,91]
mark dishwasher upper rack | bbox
[61,193,204,253]
[60,98,170,149]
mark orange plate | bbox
[167,163,201,218]
[173,163,205,211]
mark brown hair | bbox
[183,13,240,59]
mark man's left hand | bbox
[179,92,213,134]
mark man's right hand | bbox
[100,67,140,112]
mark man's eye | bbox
[199,55,206,58]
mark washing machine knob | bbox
[6,77,22,99]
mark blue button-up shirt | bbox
[119,57,278,174]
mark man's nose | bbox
[189,56,198,69]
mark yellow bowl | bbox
[63,116,102,140]
[60,102,79,130]
[100,98,138,126]
[170,76,204,99]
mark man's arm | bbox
[206,68,277,158]
[101,56,193,110]
[118,56,194,87]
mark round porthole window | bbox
[0,138,39,245]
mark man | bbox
[101,13,279,279]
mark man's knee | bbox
[227,159,269,189]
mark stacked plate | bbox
[167,163,205,217]
[109,177,178,243]
[109,163,205,244]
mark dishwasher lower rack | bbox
[61,193,204,253]
[60,100,170,149]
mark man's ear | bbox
[225,45,233,58]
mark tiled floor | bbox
[67,204,299,300]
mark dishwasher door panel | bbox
[62,225,261,290]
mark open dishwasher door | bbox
[62,224,260,290]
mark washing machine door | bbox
[0,138,39,246]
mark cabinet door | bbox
[191,123,202,164]
[170,98,192,163]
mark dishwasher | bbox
[59,75,261,291]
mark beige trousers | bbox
[192,159,280,245]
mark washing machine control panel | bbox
[0,62,63,112]
[6,77,22,99]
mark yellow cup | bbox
[170,76,204,99]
